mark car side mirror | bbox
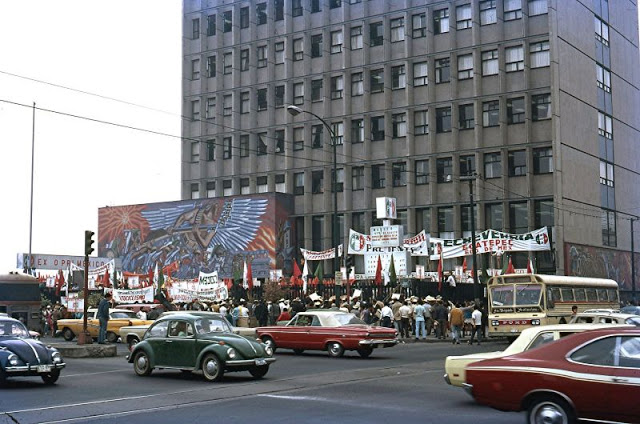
[232,329,240,334]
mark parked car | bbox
[119,311,256,350]
[569,310,640,326]
[256,310,398,358]
[621,305,640,315]
[464,327,640,424]
[128,313,275,381]
[57,308,153,343]
[444,323,629,387]
[0,315,65,385]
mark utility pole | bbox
[460,174,480,300]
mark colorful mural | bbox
[565,242,639,292]
[98,194,294,280]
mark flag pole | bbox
[27,102,36,274]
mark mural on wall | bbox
[565,242,638,291]
[98,195,294,280]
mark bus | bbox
[0,272,42,332]
[487,274,619,339]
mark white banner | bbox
[112,286,155,303]
[198,271,219,286]
[348,229,430,256]
[429,227,551,260]
[301,245,343,261]
[364,251,410,278]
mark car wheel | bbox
[41,369,60,385]
[527,395,575,424]
[133,351,152,376]
[62,328,75,342]
[249,365,269,379]
[127,337,139,351]
[201,354,224,382]
[261,336,277,353]
[327,342,345,358]
[357,347,373,358]
[106,331,118,343]
[292,348,304,355]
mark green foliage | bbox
[262,280,287,303]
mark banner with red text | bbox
[112,286,155,303]
[348,229,430,256]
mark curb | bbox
[48,343,118,358]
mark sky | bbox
[0,1,182,273]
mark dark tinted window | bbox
[571,336,616,366]
[528,332,555,350]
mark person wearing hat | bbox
[432,298,448,340]
[423,297,434,336]
[97,292,113,344]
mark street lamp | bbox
[460,173,480,300]
[287,105,341,292]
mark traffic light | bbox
[84,230,95,256]
[345,255,354,269]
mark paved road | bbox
[0,338,522,424]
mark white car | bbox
[569,311,640,326]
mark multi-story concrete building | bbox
[181,0,640,299]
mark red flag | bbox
[437,244,443,293]
[506,257,515,274]
[293,260,302,279]
[55,269,65,296]
[163,261,179,278]
[148,267,154,286]
[462,257,467,273]
[246,261,253,290]
[103,268,111,288]
[527,258,534,274]
[374,255,382,286]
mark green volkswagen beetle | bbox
[128,313,275,381]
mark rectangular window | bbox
[293,127,304,151]
[223,10,232,32]
[294,173,304,195]
[434,8,450,34]
[459,104,474,130]
[240,135,249,157]
[331,76,344,99]
[206,181,215,198]
[191,59,200,80]
[311,79,323,102]
[275,129,285,154]
[275,41,285,64]
[530,41,550,68]
[206,97,216,119]
[528,0,548,16]
[206,140,215,161]
[312,124,323,148]
[351,119,364,143]
[223,52,232,74]
[311,0,321,13]
[191,99,200,121]
[436,107,451,133]
[370,69,384,93]
[391,17,405,42]
[534,199,553,228]
[509,202,528,234]
[222,180,232,197]
[482,50,498,76]
[330,0,341,8]
[275,174,285,193]
[370,22,383,47]
[240,49,249,71]
[332,122,344,145]
[330,30,343,54]
[595,17,609,46]
[484,152,502,178]
[456,4,472,30]
[275,0,284,21]
[412,13,426,38]
[480,0,497,25]
[392,65,406,89]
[507,97,525,124]
[206,55,216,77]
[415,160,429,184]
[413,62,428,86]
[436,158,453,183]
[533,147,553,174]
[485,203,503,230]
[293,38,303,61]
[240,178,250,195]
[257,3,267,25]
[332,168,344,193]
[602,209,616,246]
[311,34,323,58]
[460,155,476,176]
[392,162,407,187]
[191,183,200,199]
[598,112,613,139]
[504,0,522,21]
[372,164,385,189]
[223,94,232,116]
[257,133,268,156]
[257,88,267,111]
[505,46,524,72]
[483,100,499,127]
[240,7,249,29]
[207,14,216,36]
[351,72,364,96]
[257,45,267,68]
[599,160,614,187]
[240,91,250,114]
[597,64,611,92]
[532,93,551,121]
[414,110,428,135]
[192,18,200,40]
[508,150,527,176]
[438,207,454,238]
[312,170,324,194]
[292,0,303,17]
[293,82,304,105]
[223,136,232,159]
[352,167,364,190]
[371,116,385,141]
[275,85,285,108]
[435,58,450,83]
[351,26,363,50]
[392,113,406,138]
[457,54,473,80]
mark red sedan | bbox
[256,310,398,358]
[464,327,640,424]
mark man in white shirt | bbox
[447,273,457,302]
[136,309,147,320]
[380,303,393,328]
[398,301,412,338]
[469,305,483,345]
[466,275,474,285]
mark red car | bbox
[464,327,640,424]
[256,310,398,358]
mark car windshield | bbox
[0,319,30,338]
[331,313,366,326]
[515,284,542,306]
[194,317,232,334]
[111,311,139,319]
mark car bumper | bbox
[358,339,399,347]
[5,362,66,376]
[462,383,473,397]
[225,357,276,368]
[443,373,451,385]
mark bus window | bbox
[515,284,542,305]
[597,289,608,302]
[490,285,514,306]
[547,288,555,309]
[586,288,598,302]
[561,288,575,302]
[575,288,586,302]
[607,289,619,303]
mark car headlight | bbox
[264,346,273,357]
[51,351,62,363]
[491,320,499,326]
[8,354,19,366]
[226,347,237,359]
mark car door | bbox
[608,335,640,423]
[280,315,308,348]
[305,315,325,349]
[145,321,168,365]
[162,320,197,368]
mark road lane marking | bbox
[257,394,415,412]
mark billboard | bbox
[98,193,294,280]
